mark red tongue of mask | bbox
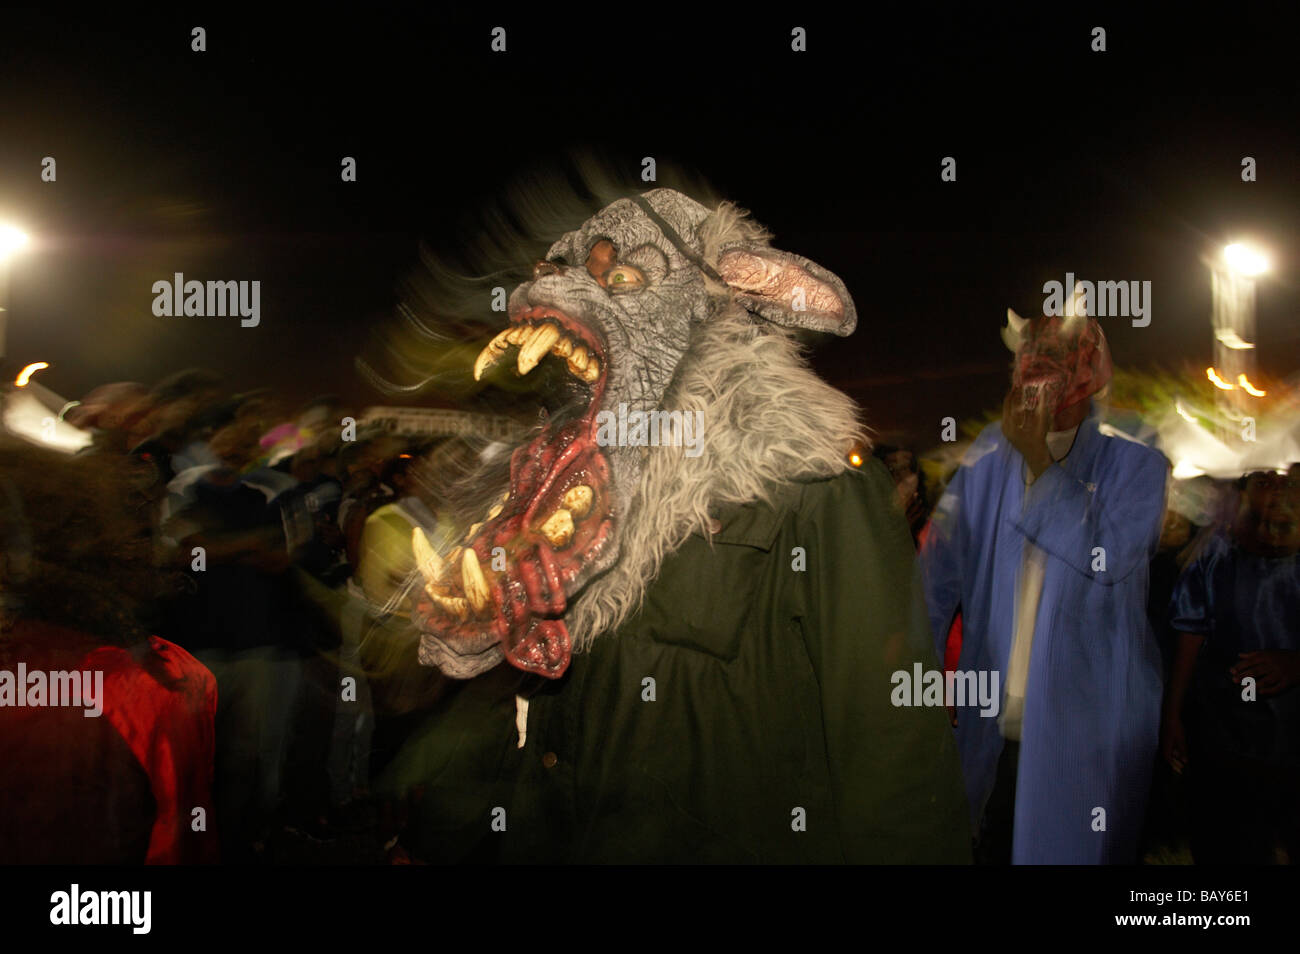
[416,412,615,678]
[1013,315,1112,423]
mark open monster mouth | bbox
[1015,371,1068,413]
[413,306,615,679]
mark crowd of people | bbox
[1,344,1297,864]
[1,369,483,862]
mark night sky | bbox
[3,9,1297,447]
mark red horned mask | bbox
[1005,310,1112,427]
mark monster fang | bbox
[474,317,603,383]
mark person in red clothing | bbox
[0,435,218,864]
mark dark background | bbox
[2,8,1297,447]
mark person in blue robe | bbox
[922,304,1169,863]
[1162,469,1300,862]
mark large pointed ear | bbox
[715,247,857,336]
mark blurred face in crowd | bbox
[124,395,163,448]
[1235,471,1300,556]
[1158,508,1191,550]
[343,437,404,492]
[208,401,281,470]
[882,449,915,482]
[291,445,324,482]
[102,395,151,434]
[67,383,152,441]
[883,450,919,512]
[208,418,259,470]
[128,387,222,450]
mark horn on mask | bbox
[1001,307,1028,352]
[1065,280,1088,319]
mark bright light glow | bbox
[1,390,92,453]
[1223,242,1269,277]
[1206,367,1235,390]
[14,361,49,387]
[1173,459,1206,480]
[1238,374,1267,397]
[1215,330,1256,350]
[0,225,29,258]
[1175,401,1198,424]
[848,453,863,468]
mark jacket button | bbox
[542,752,558,768]
[708,517,722,534]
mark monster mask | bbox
[1003,297,1112,428]
[411,189,857,679]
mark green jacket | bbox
[380,460,971,863]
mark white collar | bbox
[1046,425,1080,461]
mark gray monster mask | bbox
[412,188,856,679]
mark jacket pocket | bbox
[630,535,778,662]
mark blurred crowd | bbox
[0,366,1296,864]
[1,369,484,862]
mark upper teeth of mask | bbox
[473,320,602,384]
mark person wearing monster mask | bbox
[1162,469,1300,863]
[375,188,971,863]
[922,290,1169,864]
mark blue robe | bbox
[921,410,1168,863]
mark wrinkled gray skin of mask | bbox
[515,186,856,527]
[512,193,714,522]
[416,187,857,679]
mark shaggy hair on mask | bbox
[565,260,867,647]
[395,199,868,655]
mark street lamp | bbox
[0,224,32,361]
[0,226,28,257]
[1223,242,1269,277]
[1210,240,1270,442]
